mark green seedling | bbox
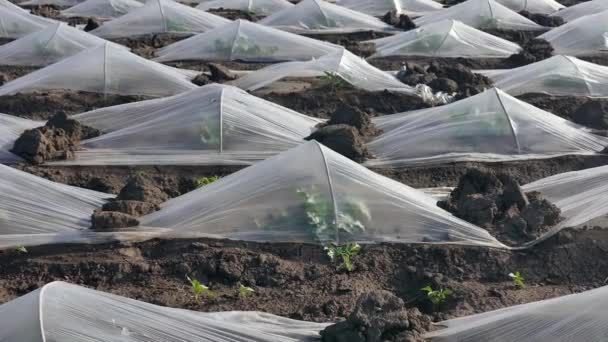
[509,272,525,289]
[238,283,254,298]
[187,276,215,300]
[195,176,220,188]
[320,71,348,93]
[15,245,27,254]
[325,242,361,272]
[421,286,453,306]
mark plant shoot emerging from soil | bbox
[15,246,27,254]
[238,283,255,298]
[509,271,525,289]
[187,276,215,300]
[320,71,348,93]
[325,242,361,272]
[421,286,453,306]
[195,176,220,188]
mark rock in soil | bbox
[91,210,140,230]
[438,169,562,245]
[116,174,170,205]
[382,10,417,31]
[11,112,100,164]
[327,103,380,137]
[506,38,554,66]
[519,11,564,27]
[321,291,432,342]
[306,124,372,162]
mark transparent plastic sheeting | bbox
[60,0,144,19]
[552,0,608,22]
[0,42,199,97]
[334,0,444,17]
[426,285,608,342]
[231,48,416,93]
[480,55,608,97]
[0,0,28,11]
[538,10,608,56]
[141,141,505,248]
[495,0,563,14]
[90,0,229,38]
[59,84,322,165]
[366,88,607,167]
[196,0,293,15]
[155,20,340,63]
[414,0,544,31]
[0,5,57,39]
[20,0,82,7]
[0,281,329,342]
[258,0,395,34]
[367,19,521,58]
[0,22,118,67]
[0,114,42,163]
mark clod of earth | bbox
[91,210,140,230]
[382,10,416,31]
[306,124,372,162]
[327,103,380,137]
[519,11,564,27]
[116,174,170,205]
[507,38,554,67]
[84,18,101,32]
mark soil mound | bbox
[208,63,238,82]
[519,11,563,27]
[382,10,416,31]
[572,101,608,130]
[91,210,139,230]
[327,103,380,137]
[321,291,432,342]
[507,38,554,66]
[438,169,562,245]
[518,94,608,130]
[84,18,101,32]
[306,124,372,162]
[116,174,170,205]
[12,112,100,164]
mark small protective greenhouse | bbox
[0,114,42,163]
[414,0,544,31]
[155,20,340,63]
[196,0,293,16]
[0,5,56,39]
[552,0,608,22]
[62,84,321,165]
[538,10,608,56]
[495,0,563,14]
[334,0,444,17]
[140,140,505,247]
[0,281,328,341]
[366,88,607,166]
[0,22,118,67]
[426,285,608,341]
[481,55,608,97]
[60,0,144,19]
[230,48,416,93]
[90,0,229,38]
[259,0,394,34]
[0,42,198,97]
[366,19,522,58]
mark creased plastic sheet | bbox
[414,0,544,31]
[0,5,57,39]
[0,281,329,342]
[51,84,322,165]
[60,0,144,19]
[552,0,608,22]
[0,42,198,97]
[259,0,395,34]
[0,114,42,163]
[230,48,416,93]
[480,55,608,97]
[426,285,608,342]
[365,88,608,167]
[367,19,521,58]
[90,0,229,38]
[538,10,608,56]
[0,22,119,66]
[155,20,340,63]
[334,0,444,17]
[196,0,293,15]
[141,141,505,248]
[495,0,563,14]
[0,0,29,11]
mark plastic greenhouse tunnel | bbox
[480,55,608,97]
[196,0,294,16]
[0,281,329,341]
[139,140,506,248]
[0,5,57,39]
[155,20,340,63]
[90,0,230,38]
[230,48,417,93]
[60,0,144,19]
[365,88,608,166]
[495,0,563,14]
[334,0,444,17]
[413,0,544,31]
[551,0,608,22]
[58,84,323,165]
[0,22,121,67]
[366,19,522,59]
[538,10,608,56]
[425,285,608,341]
[0,42,199,97]
[258,0,395,34]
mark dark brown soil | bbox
[482,29,545,46]
[518,93,608,130]
[0,228,606,324]
[0,65,38,83]
[0,90,149,120]
[110,34,191,59]
[369,56,514,71]
[207,8,263,21]
[0,38,14,45]
[303,31,394,44]
[164,60,274,71]
[579,54,608,67]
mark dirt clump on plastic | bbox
[321,291,432,342]
[382,10,417,31]
[306,124,372,162]
[84,18,102,32]
[518,94,608,130]
[506,38,554,66]
[11,112,100,164]
[207,8,262,21]
[519,11,564,27]
[438,169,562,245]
